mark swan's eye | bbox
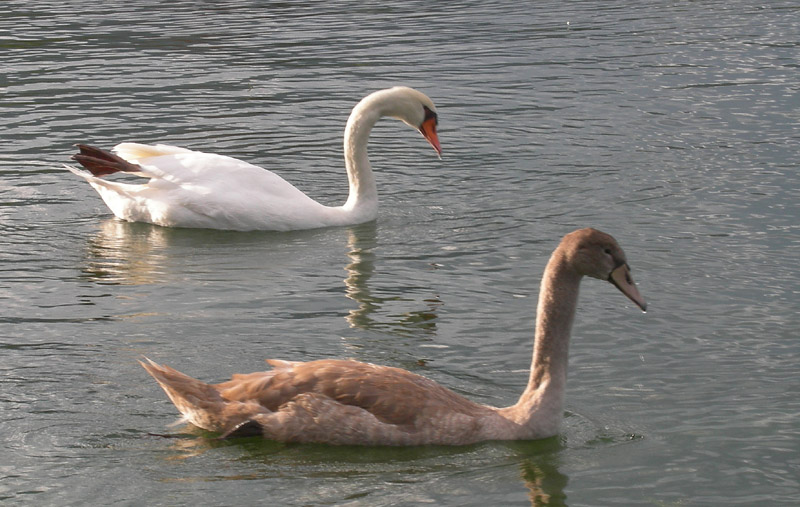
[423,106,438,125]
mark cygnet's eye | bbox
[604,248,612,255]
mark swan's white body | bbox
[141,228,647,446]
[66,87,441,231]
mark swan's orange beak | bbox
[609,263,647,312]
[419,115,442,158]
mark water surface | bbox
[2,1,799,505]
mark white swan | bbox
[66,87,441,231]
[141,228,647,446]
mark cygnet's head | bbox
[560,228,647,311]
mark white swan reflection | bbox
[342,223,442,335]
[82,219,171,285]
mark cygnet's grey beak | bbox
[609,263,647,312]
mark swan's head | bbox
[370,87,442,157]
[561,228,647,311]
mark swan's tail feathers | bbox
[139,357,227,432]
[63,164,95,181]
[72,144,143,177]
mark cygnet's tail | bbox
[139,358,227,432]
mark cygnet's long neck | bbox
[341,96,383,221]
[501,249,582,437]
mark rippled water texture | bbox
[2,1,799,505]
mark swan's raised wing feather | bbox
[113,143,193,163]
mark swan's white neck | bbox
[340,95,384,222]
[500,250,581,437]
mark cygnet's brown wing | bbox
[215,358,491,428]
